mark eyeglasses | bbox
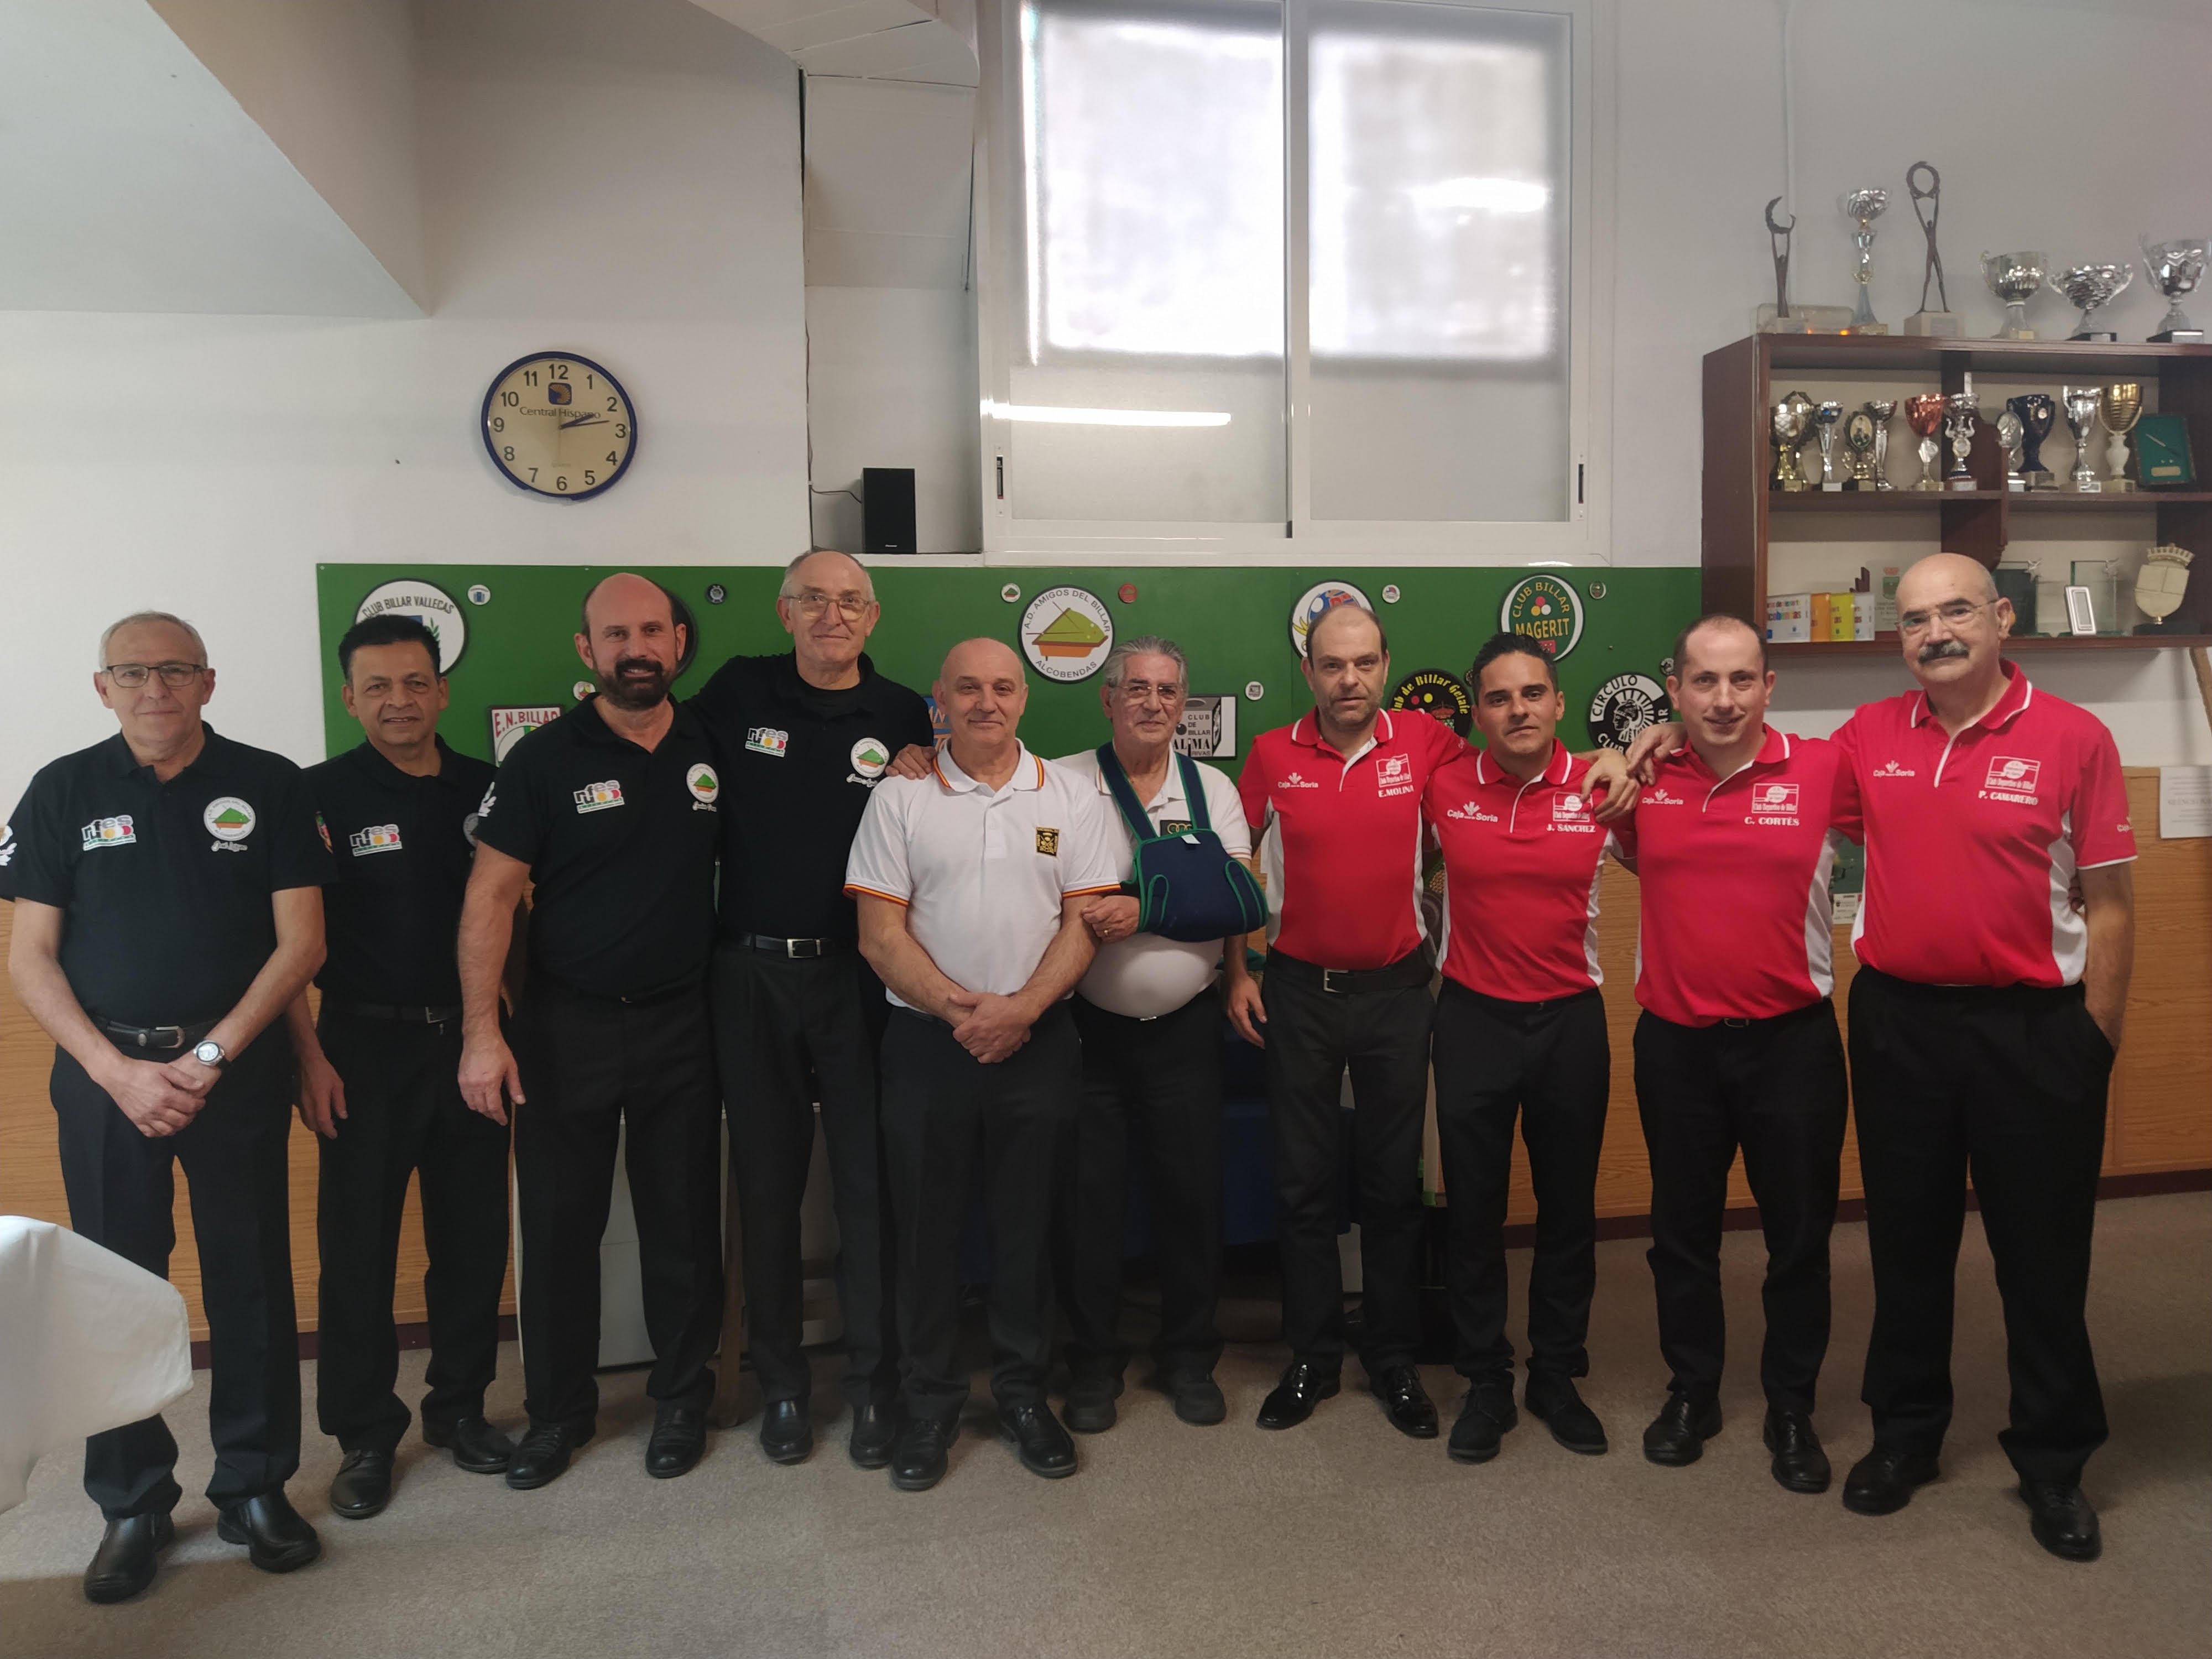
[1113,680,1186,705]
[1897,599,1993,636]
[103,662,206,688]
[789,592,873,620]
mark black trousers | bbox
[1058,990,1225,1384]
[52,1030,298,1520]
[1632,1000,1848,1413]
[880,1003,1079,1422]
[710,944,897,1408]
[1431,981,1610,1386]
[1849,966,2112,1485]
[314,1008,511,1455]
[1260,956,1434,1376]
[511,975,724,1433]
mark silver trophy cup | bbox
[1841,189,1889,333]
[2141,236,2206,342]
[2051,263,2133,341]
[1983,251,2047,338]
[2062,386,2103,494]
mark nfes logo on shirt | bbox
[349,823,403,856]
[573,780,625,813]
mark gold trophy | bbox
[2099,383,2143,493]
[1844,408,1880,489]
[1771,390,1815,491]
[2133,545,2193,634]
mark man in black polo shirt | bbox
[458,573,724,1490]
[690,550,935,1468]
[6,610,330,1601]
[282,614,513,1521]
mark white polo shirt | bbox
[844,742,1120,1009]
[1055,747,1255,1020]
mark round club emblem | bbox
[354,580,468,672]
[1387,669,1473,737]
[849,738,890,780]
[1019,586,1114,682]
[706,583,728,606]
[1288,580,1373,656]
[1244,681,1265,701]
[1000,583,1022,604]
[1381,583,1402,604]
[467,583,492,606]
[1499,574,1585,661]
[1587,672,1671,752]
[686,763,719,804]
[204,796,256,841]
[572,681,593,701]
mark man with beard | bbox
[457,573,724,1489]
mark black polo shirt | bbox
[689,651,934,942]
[306,735,498,1007]
[471,693,719,999]
[3,724,330,1026]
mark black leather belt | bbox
[323,999,463,1025]
[733,933,853,959]
[100,1018,218,1052]
[1265,950,1432,995]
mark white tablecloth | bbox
[0,1217,192,1513]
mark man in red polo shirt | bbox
[1425,632,1622,1466]
[1830,552,2135,1562]
[1613,614,1849,1496]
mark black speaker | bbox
[862,467,916,555]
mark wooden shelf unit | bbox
[1701,333,2212,650]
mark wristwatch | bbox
[192,1039,228,1069]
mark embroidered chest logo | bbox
[349,823,403,856]
[1375,753,1417,799]
[1981,756,2042,806]
[1276,770,1319,790]
[1552,791,1594,822]
[574,780,625,813]
[1644,786,1686,806]
[1446,800,1499,823]
[1160,819,1194,836]
[204,796,255,852]
[1035,827,1060,856]
[686,763,720,810]
[1746,781,1801,826]
[81,815,137,851]
[1873,760,1917,779]
[746,727,789,758]
[849,739,889,786]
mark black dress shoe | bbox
[1157,1371,1227,1427]
[424,1416,514,1474]
[328,1448,394,1519]
[999,1402,1078,1479]
[1762,1409,1831,1494]
[2021,1480,2101,1562]
[215,1491,321,1574]
[647,1402,709,1478]
[1841,1446,1940,1515]
[1641,1392,1723,1467]
[889,1414,954,1492]
[1526,1376,1608,1455]
[83,1512,173,1604]
[506,1423,589,1490]
[1064,1374,1122,1434]
[757,1399,812,1466]
[1369,1364,1439,1439]
[1448,1386,1517,1465]
[1256,1362,1340,1430]
[848,1401,897,1470]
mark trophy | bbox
[2141,236,2206,341]
[1943,375,1979,490]
[1841,189,1890,333]
[1759,198,1805,334]
[1902,163,1961,336]
[1771,389,1815,491]
[2063,385,2102,493]
[1997,408,2026,492]
[2006,393,2057,490]
[1865,399,1898,490]
[2134,545,2194,634]
[1813,400,1844,489]
[1905,393,1948,491]
[2051,262,2133,342]
[2099,382,2143,493]
[1844,409,1879,488]
[1983,250,2047,338]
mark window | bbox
[977,0,1601,561]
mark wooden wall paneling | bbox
[2110,771,2212,1171]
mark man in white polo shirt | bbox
[845,637,1120,1493]
[1052,637,1255,1436]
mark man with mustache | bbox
[457,573,726,1490]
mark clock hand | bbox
[559,414,607,430]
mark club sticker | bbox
[491,706,562,763]
[1288,580,1373,656]
[1498,574,1584,661]
[1389,670,1473,737]
[849,738,890,780]
[1020,586,1114,682]
[354,580,467,673]
[686,763,720,804]
[1587,674,1670,752]
[204,796,255,842]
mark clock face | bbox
[481,352,636,500]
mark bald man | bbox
[458,573,727,1489]
[844,639,1120,1490]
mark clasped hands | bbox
[107,1050,223,1139]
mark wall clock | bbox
[480,351,636,500]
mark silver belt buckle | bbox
[1322,968,1350,994]
[786,938,818,959]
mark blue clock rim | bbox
[479,349,637,503]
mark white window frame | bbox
[972,0,1615,568]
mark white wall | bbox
[0,0,807,805]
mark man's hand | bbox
[1622,721,1683,785]
[160,1053,225,1098]
[458,1032,523,1126]
[1582,749,1640,822]
[1081,895,1140,944]
[887,743,937,781]
[296,1047,348,1140]
[101,1057,207,1138]
[951,991,1036,1064]
[1223,971,1266,1047]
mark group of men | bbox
[1,548,2135,1606]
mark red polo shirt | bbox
[1239,707,1465,969]
[1425,741,1620,1001]
[1612,726,1844,1026]
[1832,664,2135,988]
